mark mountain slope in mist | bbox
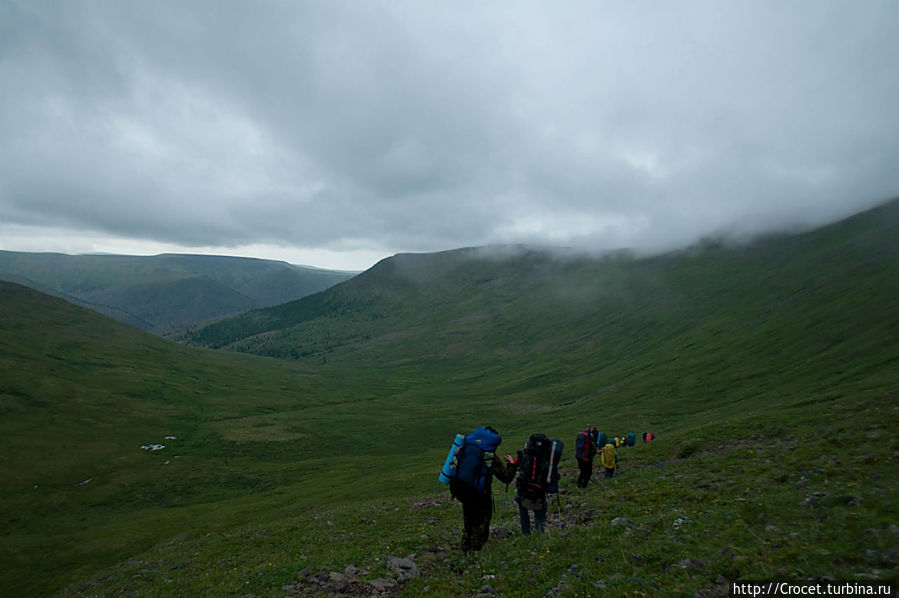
[185,199,899,408]
[0,251,355,332]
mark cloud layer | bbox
[2,1,898,268]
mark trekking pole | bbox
[502,483,508,520]
[556,493,563,528]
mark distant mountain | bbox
[0,252,356,332]
[185,197,899,396]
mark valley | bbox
[1,199,897,596]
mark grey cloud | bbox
[1,0,898,263]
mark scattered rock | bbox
[636,524,656,537]
[611,517,634,527]
[674,558,705,572]
[386,556,419,581]
[577,509,597,524]
[490,526,515,540]
[765,525,781,534]
[368,577,398,592]
[544,579,566,598]
[800,491,829,507]
[328,572,350,592]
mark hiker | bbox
[505,433,560,534]
[600,442,617,479]
[575,426,598,488]
[447,426,516,552]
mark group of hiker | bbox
[575,427,618,488]
[439,425,654,552]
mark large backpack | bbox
[448,426,501,501]
[575,429,594,461]
[517,433,552,504]
[546,438,564,494]
[601,443,617,469]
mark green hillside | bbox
[187,199,899,427]
[0,252,355,332]
[1,199,897,596]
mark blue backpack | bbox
[449,426,501,500]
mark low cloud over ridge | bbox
[1,1,898,269]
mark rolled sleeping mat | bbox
[438,433,465,484]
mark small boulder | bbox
[387,556,420,581]
[674,558,705,571]
[368,577,398,592]
[328,572,350,592]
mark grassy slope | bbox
[188,199,898,429]
[0,252,354,331]
[1,199,897,596]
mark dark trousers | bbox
[604,467,614,479]
[518,500,548,534]
[461,494,493,552]
[577,458,593,487]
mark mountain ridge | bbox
[0,251,356,332]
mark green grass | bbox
[1,199,898,596]
[46,386,897,597]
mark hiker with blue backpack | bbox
[439,426,516,552]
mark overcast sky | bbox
[2,1,897,270]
